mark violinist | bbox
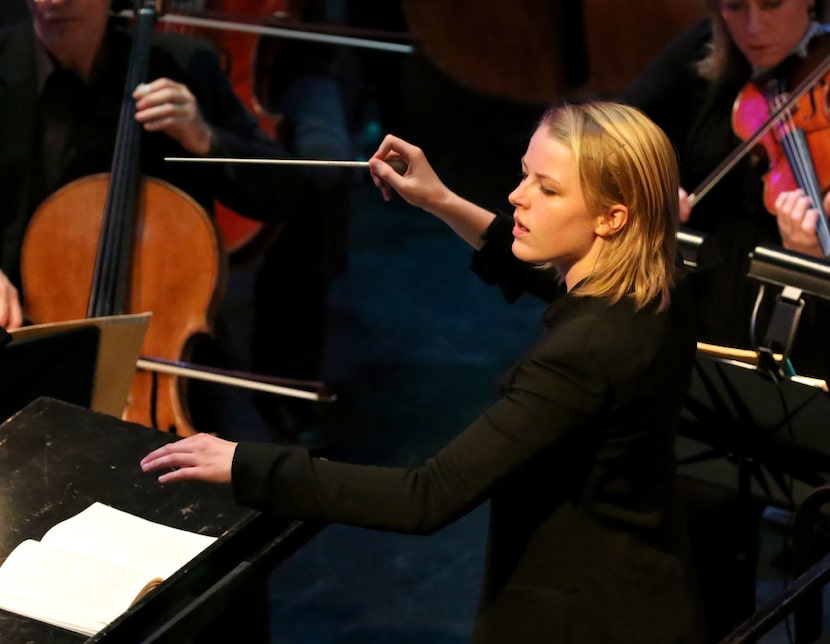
[0,0,323,436]
[618,0,830,638]
[621,0,830,378]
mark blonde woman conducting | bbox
[142,102,703,643]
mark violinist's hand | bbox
[774,188,825,258]
[133,78,213,155]
[0,270,23,331]
[140,433,236,485]
[678,187,692,223]
[368,135,452,214]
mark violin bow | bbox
[114,7,415,53]
[688,50,830,208]
[137,356,335,402]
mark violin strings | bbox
[769,78,830,255]
[771,81,823,211]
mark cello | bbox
[21,0,224,436]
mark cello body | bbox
[21,174,226,435]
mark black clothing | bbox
[232,213,703,643]
[622,19,830,381]
[0,21,309,290]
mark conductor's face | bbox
[508,128,603,290]
[28,0,111,63]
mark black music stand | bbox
[747,244,830,379]
[0,326,99,423]
[677,351,830,640]
[680,352,830,503]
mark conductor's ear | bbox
[595,205,628,238]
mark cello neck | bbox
[88,1,157,318]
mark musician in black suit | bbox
[0,0,360,445]
[142,102,704,643]
[0,0,309,329]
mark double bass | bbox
[21,0,224,436]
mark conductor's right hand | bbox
[0,270,23,330]
[368,135,451,215]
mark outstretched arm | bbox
[368,135,497,250]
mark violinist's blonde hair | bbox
[696,0,746,82]
[539,102,679,311]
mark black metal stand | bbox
[681,353,830,642]
[756,285,805,379]
[720,484,830,643]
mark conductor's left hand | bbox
[140,433,236,484]
[133,78,213,155]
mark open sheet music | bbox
[0,502,215,636]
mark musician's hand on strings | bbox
[140,433,236,484]
[774,188,825,258]
[133,78,213,156]
[0,270,23,331]
[368,135,451,214]
[678,188,692,223]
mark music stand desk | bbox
[0,397,321,643]
[678,352,830,506]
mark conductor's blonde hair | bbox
[540,102,679,311]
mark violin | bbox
[731,34,830,256]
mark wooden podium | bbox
[0,397,321,643]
